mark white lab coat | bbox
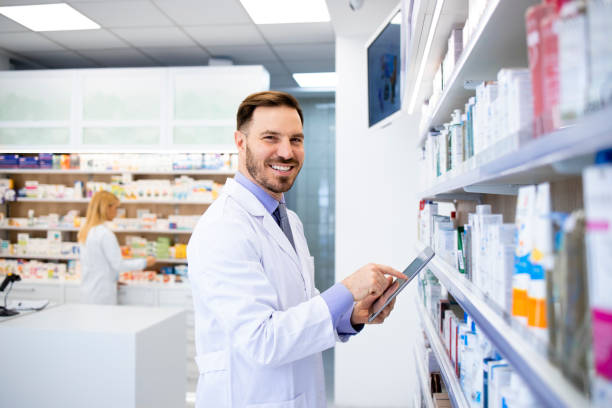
[80,224,146,305]
[188,178,345,408]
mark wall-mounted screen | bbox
[367,10,402,127]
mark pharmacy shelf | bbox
[417,0,538,146]
[413,346,435,408]
[403,0,466,111]
[15,279,190,290]
[0,254,78,261]
[0,168,236,176]
[0,226,80,232]
[110,229,192,235]
[416,297,469,408]
[15,197,90,204]
[15,197,213,205]
[0,226,192,234]
[155,258,187,264]
[0,254,187,264]
[419,104,612,199]
[415,241,590,408]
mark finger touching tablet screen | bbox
[368,246,435,323]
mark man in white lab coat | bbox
[187,91,405,408]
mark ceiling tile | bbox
[0,14,28,33]
[273,43,334,61]
[184,24,265,47]
[18,50,99,68]
[0,32,64,52]
[259,22,334,45]
[43,29,128,50]
[206,44,278,64]
[140,46,209,66]
[153,0,252,25]
[70,1,174,28]
[112,27,196,48]
[284,59,334,73]
[269,73,298,89]
[79,47,157,67]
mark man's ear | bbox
[234,130,245,151]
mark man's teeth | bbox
[271,165,291,171]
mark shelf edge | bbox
[416,241,590,408]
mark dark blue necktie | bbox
[273,202,296,251]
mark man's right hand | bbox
[341,263,406,301]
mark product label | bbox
[593,308,612,380]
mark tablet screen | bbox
[368,246,435,322]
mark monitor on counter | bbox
[366,5,402,128]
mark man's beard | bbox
[245,144,300,194]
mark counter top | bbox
[0,303,183,333]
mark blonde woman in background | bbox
[78,191,155,304]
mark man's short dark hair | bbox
[236,91,304,132]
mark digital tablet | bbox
[368,246,435,322]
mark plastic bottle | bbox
[527,183,552,341]
[450,109,464,171]
[512,186,536,325]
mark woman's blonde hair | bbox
[78,191,119,243]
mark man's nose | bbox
[276,137,294,159]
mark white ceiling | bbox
[0,0,337,89]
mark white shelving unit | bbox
[0,226,193,234]
[420,104,612,199]
[0,169,236,176]
[155,258,187,265]
[416,297,470,408]
[0,253,79,261]
[404,0,469,113]
[15,197,212,205]
[416,0,538,145]
[0,253,186,264]
[14,197,90,204]
[416,242,589,407]
[408,0,611,406]
[413,346,435,408]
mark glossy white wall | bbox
[334,28,422,408]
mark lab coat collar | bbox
[223,178,301,269]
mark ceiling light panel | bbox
[0,3,100,32]
[293,72,337,88]
[240,0,330,24]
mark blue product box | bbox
[0,154,19,168]
[19,156,40,168]
[160,266,175,275]
[39,153,53,168]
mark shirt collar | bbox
[234,171,283,214]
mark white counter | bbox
[0,304,185,408]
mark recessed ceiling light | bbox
[0,3,100,32]
[240,0,330,24]
[293,72,337,88]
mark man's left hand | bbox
[350,276,397,325]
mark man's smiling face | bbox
[236,105,304,200]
